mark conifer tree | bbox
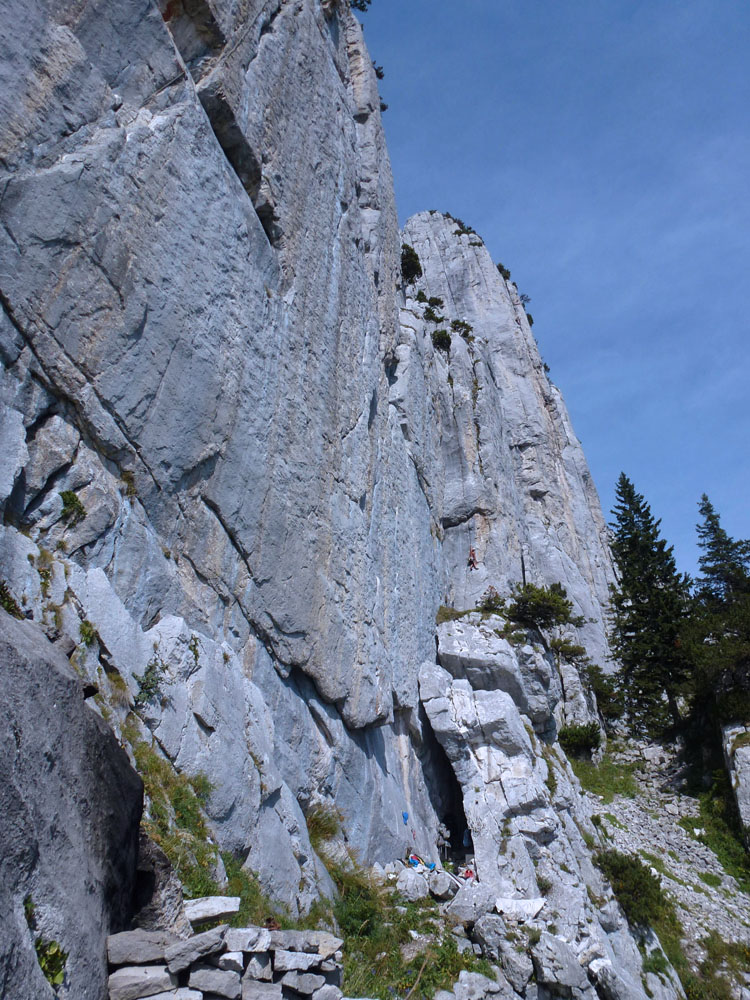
[695,494,750,605]
[687,497,750,731]
[607,473,691,735]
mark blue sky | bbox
[361,0,750,575]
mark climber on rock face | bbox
[468,547,478,570]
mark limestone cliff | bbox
[0,1,686,998]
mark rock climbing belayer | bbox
[468,547,478,570]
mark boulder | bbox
[444,884,497,923]
[145,991,203,999]
[311,987,343,1000]
[589,958,650,1000]
[452,970,505,1000]
[471,914,507,959]
[144,991,203,1000]
[429,869,458,900]
[396,868,430,901]
[497,941,534,995]
[530,933,589,993]
[218,951,246,973]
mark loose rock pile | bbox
[107,919,345,1000]
[594,741,750,970]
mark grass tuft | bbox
[568,750,639,803]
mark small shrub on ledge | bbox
[60,490,86,526]
[432,329,451,353]
[477,585,505,613]
[1,580,23,619]
[558,722,602,757]
[424,306,446,324]
[450,216,476,236]
[497,262,511,281]
[451,319,474,341]
[401,243,422,284]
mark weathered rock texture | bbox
[397,212,615,687]
[723,724,750,841]
[0,611,142,1000]
[0,0,669,997]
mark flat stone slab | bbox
[184,896,241,925]
[269,930,343,957]
[226,927,272,953]
[189,962,242,998]
[108,965,178,1000]
[242,981,283,1000]
[495,897,545,922]
[273,949,323,972]
[146,991,203,1000]
[165,925,227,973]
[281,971,326,994]
[108,929,178,967]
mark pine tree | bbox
[687,497,750,731]
[607,473,691,735]
[695,494,750,605]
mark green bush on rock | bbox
[559,722,602,756]
[432,330,451,353]
[60,490,86,526]
[594,849,668,929]
[401,244,422,284]
[507,582,584,630]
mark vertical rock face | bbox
[0,2,642,988]
[0,612,142,1000]
[0,0,426,731]
[0,0,442,915]
[396,212,616,681]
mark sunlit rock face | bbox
[396,211,616,686]
[1,0,440,915]
[2,0,620,943]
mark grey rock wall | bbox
[0,0,434,731]
[2,0,616,949]
[396,212,616,683]
[0,612,142,1000]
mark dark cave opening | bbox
[417,706,472,862]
